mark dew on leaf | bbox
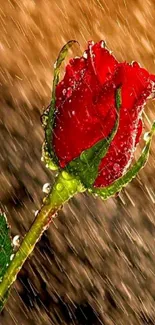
[113,163,121,172]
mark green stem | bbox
[0,170,84,310]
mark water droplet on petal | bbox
[62,89,67,96]
[100,40,105,48]
[42,183,51,193]
[113,163,121,172]
[83,51,88,59]
[66,87,72,98]
[132,61,140,68]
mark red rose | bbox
[44,41,155,192]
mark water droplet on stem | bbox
[42,183,51,193]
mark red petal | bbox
[56,56,86,109]
[53,41,119,167]
[94,63,154,188]
[88,41,118,84]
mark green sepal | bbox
[65,87,121,188]
[89,121,155,200]
[0,211,13,281]
[115,87,122,109]
[42,40,78,170]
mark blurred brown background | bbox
[0,0,155,324]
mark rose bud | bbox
[42,40,155,200]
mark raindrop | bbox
[132,61,140,68]
[41,114,48,127]
[10,254,14,261]
[143,132,150,141]
[113,163,121,172]
[66,87,72,98]
[53,212,58,219]
[62,171,73,180]
[83,51,88,59]
[54,61,57,69]
[100,41,105,48]
[35,210,39,216]
[42,183,51,193]
[13,235,20,247]
[62,89,67,96]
